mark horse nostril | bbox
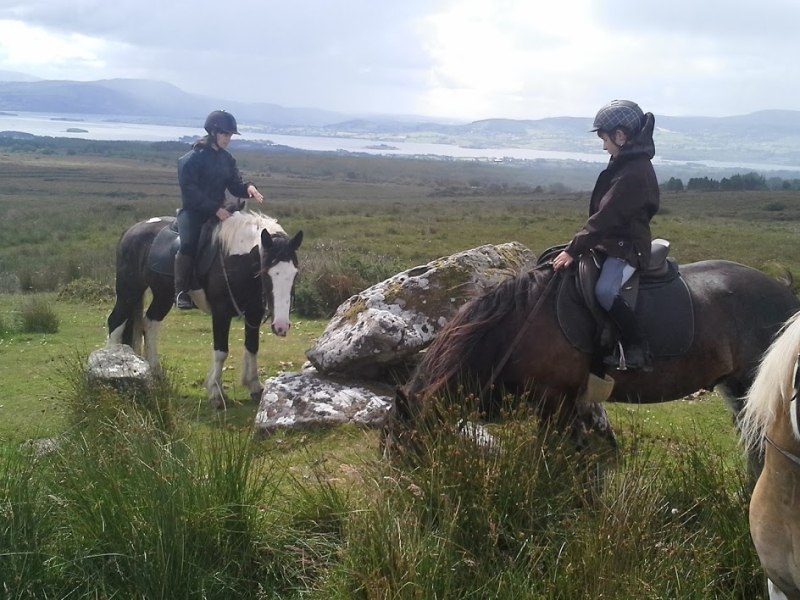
[271,323,289,337]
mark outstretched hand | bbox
[247,185,264,203]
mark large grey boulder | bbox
[254,366,393,434]
[305,242,535,376]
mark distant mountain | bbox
[317,112,800,166]
[0,70,41,83]
[1,77,799,166]
[0,78,352,127]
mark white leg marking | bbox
[268,261,298,336]
[108,321,126,346]
[241,350,263,398]
[143,317,161,371]
[204,350,228,407]
[768,579,790,600]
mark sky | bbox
[0,0,797,121]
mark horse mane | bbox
[409,266,552,400]
[739,310,800,451]
[213,211,286,257]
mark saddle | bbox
[147,199,248,280]
[147,217,218,282]
[541,240,695,358]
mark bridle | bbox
[764,434,800,468]
[218,247,269,330]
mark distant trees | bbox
[683,172,773,192]
[662,177,684,192]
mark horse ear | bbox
[290,230,303,251]
[261,229,273,249]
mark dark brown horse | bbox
[107,211,302,408]
[387,259,799,473]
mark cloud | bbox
[0,0,799,120]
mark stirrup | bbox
[603,342,652,372]
[175,292,195,310]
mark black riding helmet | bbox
[204,110,240,135]
[590,100,644,137]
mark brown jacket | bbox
[565,113,660,270]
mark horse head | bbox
[260,229,303,337]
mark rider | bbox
[552,100,660,371]
[174,110,264,309]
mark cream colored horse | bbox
[740,310,800,600]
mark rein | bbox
[219,248,268,330]
[480,264,562,398]
[764,434,800,469]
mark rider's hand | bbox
[216,207,231,221]
[553,251,574,270]
[247,185,264,203]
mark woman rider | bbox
[174,110,264,309]
[552,100,660,371]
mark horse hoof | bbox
[250,390,263,402]
[209,395,228,410]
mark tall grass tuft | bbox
[16,297,59,334]
[0,443,58,598]
[0,355,350,599]
[331,395,764,599]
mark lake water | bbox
[1,111,798,172]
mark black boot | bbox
[174,252,195,310]
[603,297,651,371]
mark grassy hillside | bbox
[0,141,794,598]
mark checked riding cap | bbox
[204,110,239,135]
[591,100,645,136]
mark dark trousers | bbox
[177,208,208,257]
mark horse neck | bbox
[405,268,553,403]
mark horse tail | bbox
[740,310,800,452]
[411,268,548,400]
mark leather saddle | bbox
[147,199,247,279]
[147,217,218,281]
[541,240,695,358]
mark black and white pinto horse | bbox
[107,211,303,408]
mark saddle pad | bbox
[147,218,180,275]
[556,270,694,357]
[147,218,217,277]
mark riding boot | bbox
[174,252,195,310]
[603,297,652,371]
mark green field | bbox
[1,141,795,598]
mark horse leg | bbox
[141,283,174,373]
[718,376,764,484]
[241,321,264,402]
[205,311,232,409]
[107,289,144,351]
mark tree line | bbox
[661,172,800,192]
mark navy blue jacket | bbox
[178,145,252,217]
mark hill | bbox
[1,77,800,166]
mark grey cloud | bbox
[0,0,438,112]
